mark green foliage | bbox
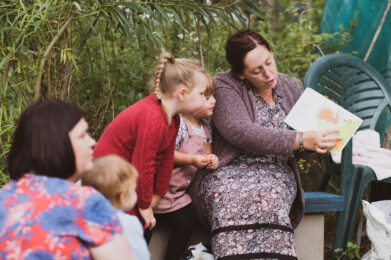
[334,242,361,260]
[254,1,351,82]
[0,0,263,182]
[0,73,26,186]
[0,0,351,187]
[297,154,326,191]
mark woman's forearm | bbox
[293,132,300,150]
[213,86,297,156]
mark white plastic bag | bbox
[362,200,391,260]
[186,243,214,260]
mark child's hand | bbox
[191,154,211,168]
[139,207,156,230]
[206,154,219,170]
[151,194,162,209]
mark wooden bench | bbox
[296,192,343,260]
[149,191,343,260]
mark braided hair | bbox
[154,52,176,103]
[149,51,209,102]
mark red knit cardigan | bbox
[94,94,180,211]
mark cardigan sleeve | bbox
[154,116,179,197]
[131,110,165,209]
[213,79,298,157]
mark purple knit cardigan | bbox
[189,71,305,230]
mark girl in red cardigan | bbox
[93,52,211,233]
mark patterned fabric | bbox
[190,72,305,233]
[155,115,211,214]
[200,91,298,259]
[0,173,123,260]
[176,116,212,150]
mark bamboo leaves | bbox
[0,0,265,181]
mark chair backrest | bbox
[304,54,391,142]
[383,68,391,88]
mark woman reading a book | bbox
[190,30,340,259]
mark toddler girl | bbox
[93,52,212,232]
[153,76,219,260]
[82,155,150,260]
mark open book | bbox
[285,88,363,156]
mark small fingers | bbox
[201,160,211,166]
[196,157,210,167]
[144,219,151,229]
[207,163,217,170]
[150,217,156,230]
[322,129,339,136]
[200,156,211,163]
[205,157,213,163]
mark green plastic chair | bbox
[383,68,391,87]
[304,54,391,252]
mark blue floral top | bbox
[0,173,123,259]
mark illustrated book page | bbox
[285,88,363,156]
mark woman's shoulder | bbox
[277,73,303,90]
[70,185,120,227]
[277,73,302,86]
[25,174,111,209]
[214,71,249,101]
[276,73,303,98]
[68,182,99,196]
[215,71,243,89]
[70,183,113,206]
[39,178,114,213]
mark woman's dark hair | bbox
[225,30,272,75]
[8,99,83,180]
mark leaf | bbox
[110,7,131,36]
[236,1,264,21]
[168,7,185,30]
[152,4,169,24]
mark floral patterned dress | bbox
[0,173,123,259]
[200,91,298,260]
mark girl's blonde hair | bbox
[149,51,210,99]
[82,155,138,209]
[204,73,216,98]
